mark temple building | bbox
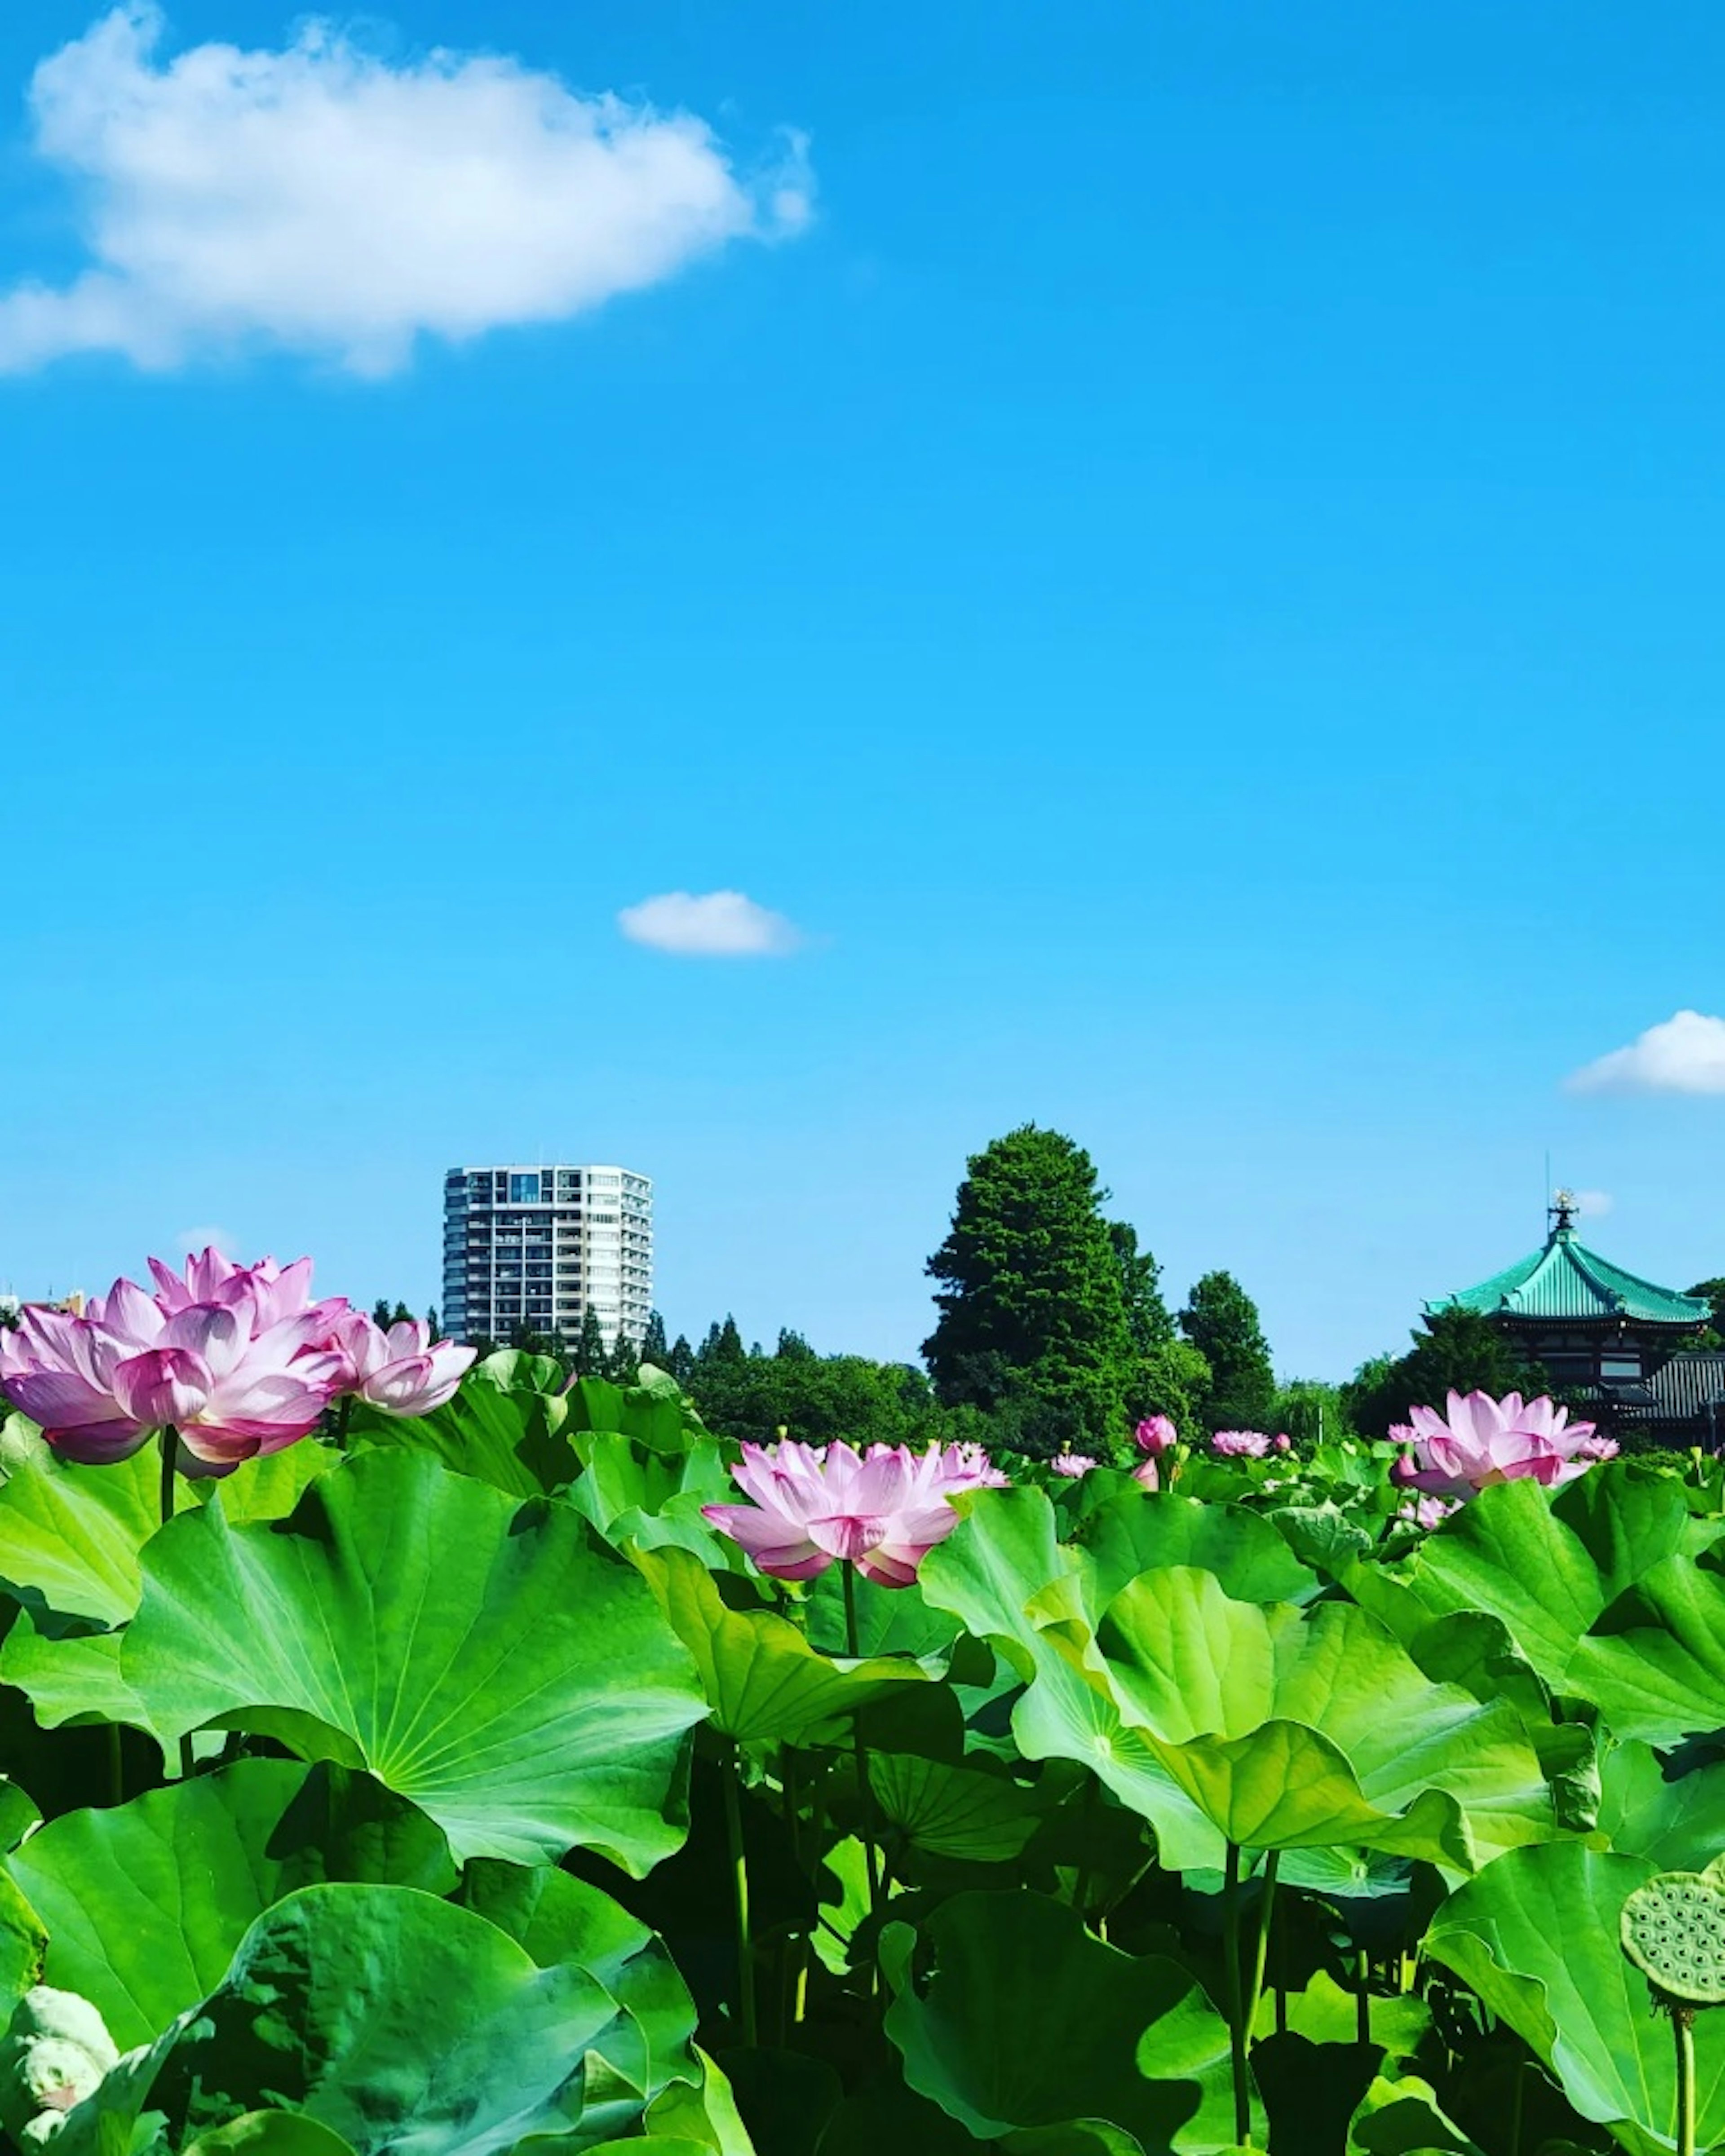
[1428,1193,1725,1447]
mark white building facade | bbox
[441,1164,653,1349]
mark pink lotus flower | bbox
[0,1249,352,1477]
[332,1312,475,1417]
[1134,1415,1177,1457]
[702,1438,994,1588]
[1274,1432,1292,1453]
[1133,1458,1161,1491]
[1211,1430,1272,1458]
[1395,1390,1603,1501]
[1049,1452,1098,1478]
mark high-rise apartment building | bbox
[441,1164,653,1349]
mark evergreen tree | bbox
[426,1307,441,1343]
[610,1328,640,1385]
[1344,1308,1552,1439]
[668,1334,697,1386]
[640,1309,670,1368]
[696,1317,748,1369]
[573,1304,609,1379]
[776,1327,817,1361]
[1178,1271,1276,1434]
[1688,1280,1725,1348]
[372,1299,415,1330]
[924,1125,1135,1454]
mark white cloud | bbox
[1566,1010,1725,1097]
[0,6,812,376]
[169,1223,237,1257]
[1573,1189,1613,1218]
[618,889,804,957]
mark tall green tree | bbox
[1343,1307,1552,1439]
[923,1125,1135,1454]
[573,1305,609,1379]
[1110,1222,1210,1432]
[667,1334,697,1386]
[1178,1271,1276,1434]
[696,1317,748,1370]
[1687,1279,1725,1348]
[639,1310,670,1368]
[610,1328,640,1385]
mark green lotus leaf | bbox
[881,1890,1250,2151]
[1426,1842,1725,2153]
[1342,1467,1714,1692]
[643,2046,758,2153]
[806,1566,964,1660]
[568,1437,741,1566]
[0,1443,162,1630]
[181,2112,359,2156]
[1566,1553,1725,1746]
[919,1490,1224,1870]
[0,1875,45,2027]
[67,1882,623,2156]
[635,1546,925,1744]
[121,1451,708,1869]
[0,1614,165,1758]
[1596,1741,1725,1870]
[454,1860,699,2135]
[1346,2072,1482,2156]
[564,1374,708,1456]
[863,1750,1047,1863]
[5,1758,457,2049]
[349,1350,576,1495]
[1092,1567,1554,1864]
[1079,1492,1318,1610]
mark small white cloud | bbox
[618,889,804,957]
[1566,1011,1725,1097]
[1573,1189,1613,1218]
[170,1224,236,1257]
[0,6,812,376]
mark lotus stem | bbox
[842,1565,883,1921]
[721,1743,757,2048]
[106,1724,123,1808]
[1356,1947,1371,2046]
[1243,1849,1279,2048]
[1676,2007,1697,2156]
[1223,1842,1251,2146]
[159,1428,195,1783]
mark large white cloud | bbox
[0,6,811,375]
[1566,1010,1725,1097]
[618,890,804,957]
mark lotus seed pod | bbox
[1621,1871,1725,2006]
[0,1988,118,2141]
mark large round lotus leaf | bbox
[181,2115,358,2156]
[637,1546,926,1744]
[121,1451,708,1870]
[0,1438,339,1635]
[1341,1467,1716,1695]
[110,1883,621,2156]
[1092,1567,1553,1864]
[5,1759,457,2048]
[881,1889,1249,2152]
[453,1860,699,2136]
[918,1490,1225,1871]
[1597,1741,1725,1871]
[1621,1870,1725,2004]
[1567,1555,1725,1748]
[1079,1492,1318,1610]
[1427,1842,1725,2152]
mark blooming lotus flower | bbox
[1395,1390,1602,1501]
[331,1312,475,1417]
[702,1438,987,1588]
[934,1441,1011,1490]
[1134,1415,1177,1457]
[0,1251,351,1477]
[1211,1430,1272,1458]
[1049,1452,1097,1478]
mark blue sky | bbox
[4,0,1724,1378]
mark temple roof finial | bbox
[1550,1187,1578,1235]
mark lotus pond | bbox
[1,1262,1725,2156]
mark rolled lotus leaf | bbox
[1620,1869,1725,2005]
